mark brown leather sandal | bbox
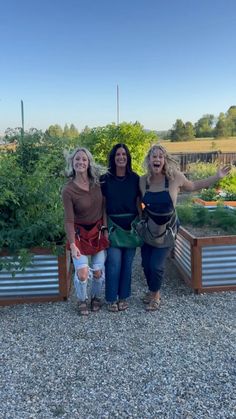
[77,300,89,316]
[107,302,119,312]
[145,299,160,312]
[142,293,161,304]
[91,297,102,312]
[118,300,129,311]
[142,292,152,304]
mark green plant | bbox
[79,122,157,175]
[0,131,72,271]
[177,203,236,234]
[188,162,236,197]
[219,167,236,194]
[188,162,219,181]
[197,188,222,201]
[198,188,236,201]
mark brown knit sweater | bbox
[62,180,103,244]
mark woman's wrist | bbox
[101,225,108,232]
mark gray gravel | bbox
[0,250,235,419]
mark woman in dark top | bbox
[101,143,141,312]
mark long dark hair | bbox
[108,143,133,175]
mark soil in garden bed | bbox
[181,224,233,237]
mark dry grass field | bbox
[160,137,236,153]
[0,143,16,151]
[1,137,236,154]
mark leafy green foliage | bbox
[177,203,236,234]
[219,168,236,194]
[0,131,70,271]
[177,204,210,227]
[187,162,218,180]
[199,188,236,201]
[187,162,236,197]
[170,119,195,142]
[194,114,215,138]
[198,188,222,201]
[79,122,157,174]
[165,105,236,140]
[45,123,79,140]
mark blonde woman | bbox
[62,147,108,316]
[139,144,231,311]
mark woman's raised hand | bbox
[217,165,231,179]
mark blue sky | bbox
[1,0,236,134]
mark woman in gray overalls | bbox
[139,145,231,311]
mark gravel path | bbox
[0,250,235,419]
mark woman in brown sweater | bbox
[62,147,108,316]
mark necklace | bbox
[115,175,127,182]
[73,178,89,189]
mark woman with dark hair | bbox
[62,146,109,316]
[101,143,141,312]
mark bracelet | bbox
[101,226,108,232]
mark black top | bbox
[100,172,140,229]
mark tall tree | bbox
[195,114,215,138]
[183,121,195,140]
[170,119,185,142]
[63,123,79,139]
[214,113,231,138]
[226,106,236,136]
[45,124,63,138]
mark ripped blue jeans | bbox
[72,250,106,301]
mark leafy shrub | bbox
[187,162,218,180]
[177,203,236,234]
[197,188,236,201]
[219,168,236,194]
[188,162,236,198]
[0,131,76,270]
[79,122,157,175]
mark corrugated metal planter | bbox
[173,226,236,293]
[0,247,72,306]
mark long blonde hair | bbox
[143,144,179,184]
[65,146,101,187]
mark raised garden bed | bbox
[0,247,72,306]
[173,226,236,293]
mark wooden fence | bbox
[171,152,236,172]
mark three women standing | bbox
[63,143,231,315]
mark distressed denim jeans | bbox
[73,250,105,301]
